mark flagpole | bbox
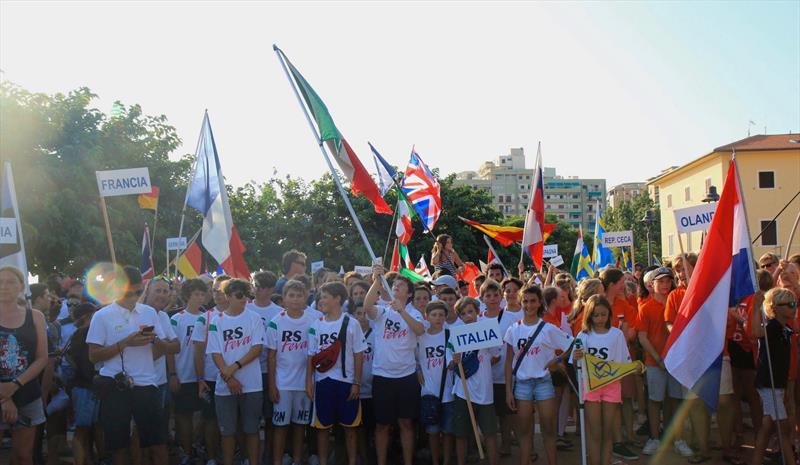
[98,197,117,264]
[274,45,394,298]
[383,198,400,266]
[483,234,509,277]
[151,202,159,267]
[175,112,207,280]
[575,340,588,465]
[785,208,800,257]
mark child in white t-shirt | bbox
[349,299,375,465]
[449,297,499,465]
[572,295,633,465]
[266,280,312,465]
[503,285,573,465]
[417,301,456,465]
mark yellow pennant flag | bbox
[582,353,645,392]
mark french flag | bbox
[663,158,757,409]
[185,112,251,280]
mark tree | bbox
[604,193,662,267]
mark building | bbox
[454,147,607,231]
[607,182,647,209]
[646,134,800,260]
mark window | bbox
[761,220,778,246]
[588,204,594,211]
[498,195,504,203]
[668,234,674,256]
[759,171,775,189]
[667,194,673,208]
[558,214,565,219]
[505,195,512,203]
[572,194,580,199]
[498,205,504,213]
[520,185,526,191]
[572,204,579,209]
[526,175,531,180]
[684,187,691,201]
[558,204,565,209]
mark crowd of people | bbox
[1,243,800,465]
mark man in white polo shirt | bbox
[87,266,172,465]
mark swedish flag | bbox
[592,203,615,271]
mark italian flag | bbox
[570,225,584,278]
[396,196,413,245]
[282,52,392,215]
[392,242,426,282]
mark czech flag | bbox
[663,158,756,410]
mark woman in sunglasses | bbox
[206,279,265,465]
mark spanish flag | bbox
[582,353,644,392]
[177,240,202,278]
[460,216,553,247]
[138,186,160,210]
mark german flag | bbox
[137,186,160,210]
[177,239,201,278]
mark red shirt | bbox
[636,298,669,366]
[728,295,755,353]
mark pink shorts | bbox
[583,381,622,403]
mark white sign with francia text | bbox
[674,203,717,234]
[449,317,503,353]
[96,168,152,197]
[0,218,17,244]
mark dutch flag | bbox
[663,157,757,410]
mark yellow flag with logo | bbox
[582,353,645,392]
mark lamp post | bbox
[642,210,656,266]
[699,185,720,248]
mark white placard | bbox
[549,255,565,268]
[0,218,17,244]
[96,167,152,197]
[674,203,717,234]
[450,318,503,353]
[603,230,634,248]
[353,265,373,276]
[166,237,187,251]
[311,260,325,273]
[543,244,558,258]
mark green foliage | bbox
[604,194,662,266]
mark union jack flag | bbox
[401,149,441,232]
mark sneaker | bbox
[281,454,292,465]
[308,455,320,465]
[206,460,218,465]
[673,440,694,457]
[642,438,660,455]
[612,442,639,460]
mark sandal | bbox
[722,455,745,465]
[688,455,712,464]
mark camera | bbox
[113,372,133,391]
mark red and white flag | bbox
[521,142,547,270]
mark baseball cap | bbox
[653,267,674,280]
[431,275,458,289]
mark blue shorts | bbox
[514,374,555,401]
[72,387,100,428]
[312,378,361,429]
[425,401,455,434]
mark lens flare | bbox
[85,262,129,304]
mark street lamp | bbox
[702,185,720,204]
[642,210,656,266]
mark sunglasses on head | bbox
[776,301,798,309]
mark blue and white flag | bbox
[0,162,29,293]
[369,142,396,197]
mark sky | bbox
[1,1,798,190]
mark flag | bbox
[396,197,413,245]
[415,255,432,280]
[571,226,594,280]
[400,268,427,283]
[280,51,392,215]
[592,201,615,271]
[177,238,202,278]
[0,162,29,292]
[185,112,251,279]
[582,352,645,392]
[570,225,584,277]
[457,262,481,298]
[370,142,396,197]
[622,249,633,272]
[137,186,160,210]
[521,142,547,270]
[401,149,441,232]
[663,158,757,410]
[398,242,413,269]
[459,217,523,247]
[479,260,488,273]
[390,240,400,272]
[140,223,154,280]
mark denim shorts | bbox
[72,387,100,427]
[513,374,555,401]
[425,401,455,434]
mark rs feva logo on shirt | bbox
[223,326,252,351]
[383,317,408,339]
[280,330,307,352]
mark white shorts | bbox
[272,390,311,426]
[758,388,787,421]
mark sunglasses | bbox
[760,262,778,269]
[776,301,798,309]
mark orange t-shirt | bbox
[612,296,639,342]
[635,298,669,366]
[570,310,584,337]
[542,311,560,327]
[728,295,755,353]
[664,286,686,325]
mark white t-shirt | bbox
[266,311,313,391]
[206,309,266,396]
[371,304,424,378]
[153,310,177,386]
[360,323,376,399]
[170,309,203,383]
[191,309,225,382]
[305,306,324,320]
[86,302,167,387]
[417,329,455,403]
[480,308,522,384]
[571,327,630,364]
[444,318,464,329]
[308,313,367,384]
[504,319,573,380]
[247,301,283,373]
[447,345,498,405]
